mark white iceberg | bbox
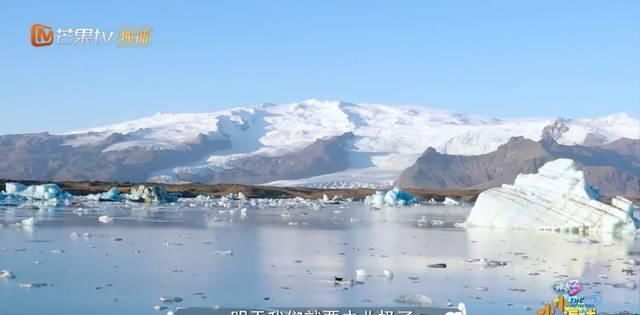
[0,269,15,279]
[364,191,385,209]
[126,185,179,204]
[442,197,460,206]
[365,187,416,208]
[466,159,640,233]
[19,217,39,227]
[98,215,114,223]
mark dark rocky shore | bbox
[0,179,482,203]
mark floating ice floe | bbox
[0,269,15,279]
[364,187,416,208]
[86,187,123,202]
[445,303,468,315]
[465,159,640,233]
[355,269,367,281]
[19,217,38,227]
[394,294,433,305]
[159,296,183,303]
[382,269,394,279]
[98,215,114,223]
[1,182,71,205]
[321,194,344,204]
[127,185,180,204]
[19,282,51,288]
[442,197,460,206]
[332,276,354,286]
[461,258,508,268]
[214,250,233,256]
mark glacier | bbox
[59,99,639,187]
[465,159,640,233]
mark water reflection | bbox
[0,202,637,315]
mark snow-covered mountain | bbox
[54,99,638,188]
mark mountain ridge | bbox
[0,99,638,189]
[396,137,640,197]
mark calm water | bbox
[0,200,638,315]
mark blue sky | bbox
[0,0,639,134]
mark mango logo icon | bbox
[31,24,54,47]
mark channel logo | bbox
[31,23,54,47]
[29,23,152,47]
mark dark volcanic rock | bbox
[396,137,640,198]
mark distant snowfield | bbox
[62,99,640,187]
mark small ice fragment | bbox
[214,250,233,256]
[442,197,460,206]
[612,281,637,289]
[20,217,37,227]
[355,269,367,281]
[0,269,15,279]
[383,269,394,279]
[154,305,168,311]
[462,258,507,268]
[509,288,526,292]
[445,303,468,315]
[474,287,489,292]
[333,276,354,286]
[394,294,433,305]
[159,296,183,303]
[50,249,64,254]
[70,232,80,239]
[98,215,114,223]
[19,282,50,288]
[566,238,599,244]
[428,263,447,268]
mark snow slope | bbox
[62,99,639,187]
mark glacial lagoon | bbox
[0,200,638,315]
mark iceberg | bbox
[364,187,416,208]
[1,182,71,203]
[442,197,460,206]
[126,185,179,204]
[19,217,39,227]
[466,159,639,233]
[364,191,385,208]
[87,187,123,202]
